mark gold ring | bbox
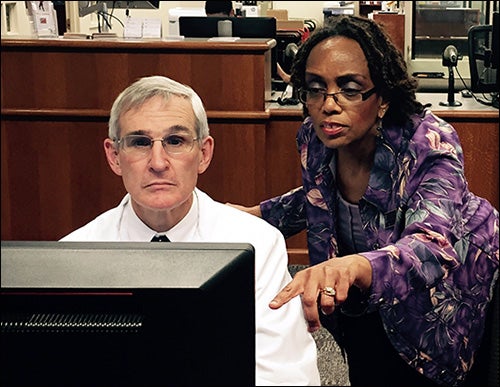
[321,286,336,297]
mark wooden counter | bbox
[1,37,275,241]
[416,93,499,213]
[266,93,498,263]
[0,37,275,112]
[267,93,499,211]
[1,38,498,265]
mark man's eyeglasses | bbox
[115,134,199,158]
[298,87,377,107]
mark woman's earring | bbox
[376,118,383,139]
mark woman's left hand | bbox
[269,254,372,332]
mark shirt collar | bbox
[120,191,199,242]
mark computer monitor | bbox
[168,7,207,37]
[179,16,278,79]
[1,241,255,387]
[492,12,499,72]
[179,16,276,40]
[468,12,498,96]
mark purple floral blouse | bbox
[260,110,499,385]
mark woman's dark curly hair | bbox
[290,15,424,126]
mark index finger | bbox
[268,281,303,309]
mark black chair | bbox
[464,278,499,386]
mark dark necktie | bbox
[151,235,170,242]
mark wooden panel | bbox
[266,115,307,263]
[266,106,500,264]
[0,38,275,242]
[266,117,308,264]
[1,119,124,241]
[0,117,269,241]
[0,38,273,112]
[373,13,405,54]
[198,120,268,205]
[266,118,302,197]
[267,108,499,212]
[2,38,496,268]
[453,121,499,210]
[0,50,267,112]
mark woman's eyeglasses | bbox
[298,87,377,107]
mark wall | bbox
[69,1,327,37]
[1,1,35,36]
[271,1,324,24]
[6,0,489,84]
[0,1,349,37]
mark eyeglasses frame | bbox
[114,134,200,156]
[298,86,377,106]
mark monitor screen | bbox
[179,16,276,40]
[179,16,278,79]
[468,19,498,95]
[168,7,206,36]
[1,241,255,387]
[491,11,499,71]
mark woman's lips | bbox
[321,122,344,137]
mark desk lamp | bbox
[440,45,462,107]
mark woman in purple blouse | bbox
[230,15,499,387]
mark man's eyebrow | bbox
[126,126,193,136]
[127,129,148,136]
[168,125,192,133]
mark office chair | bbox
[463,278,499,386]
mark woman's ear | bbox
[104,138,123,176]
[378,102,390,119]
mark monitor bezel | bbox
[1,240,256,387]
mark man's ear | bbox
[104,138,122,176]
[198,136,214,175]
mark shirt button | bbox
[372,242,380,249]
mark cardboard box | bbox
[267,9,288,20]
[277,20,304,30]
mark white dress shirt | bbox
[61,188,321,386]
